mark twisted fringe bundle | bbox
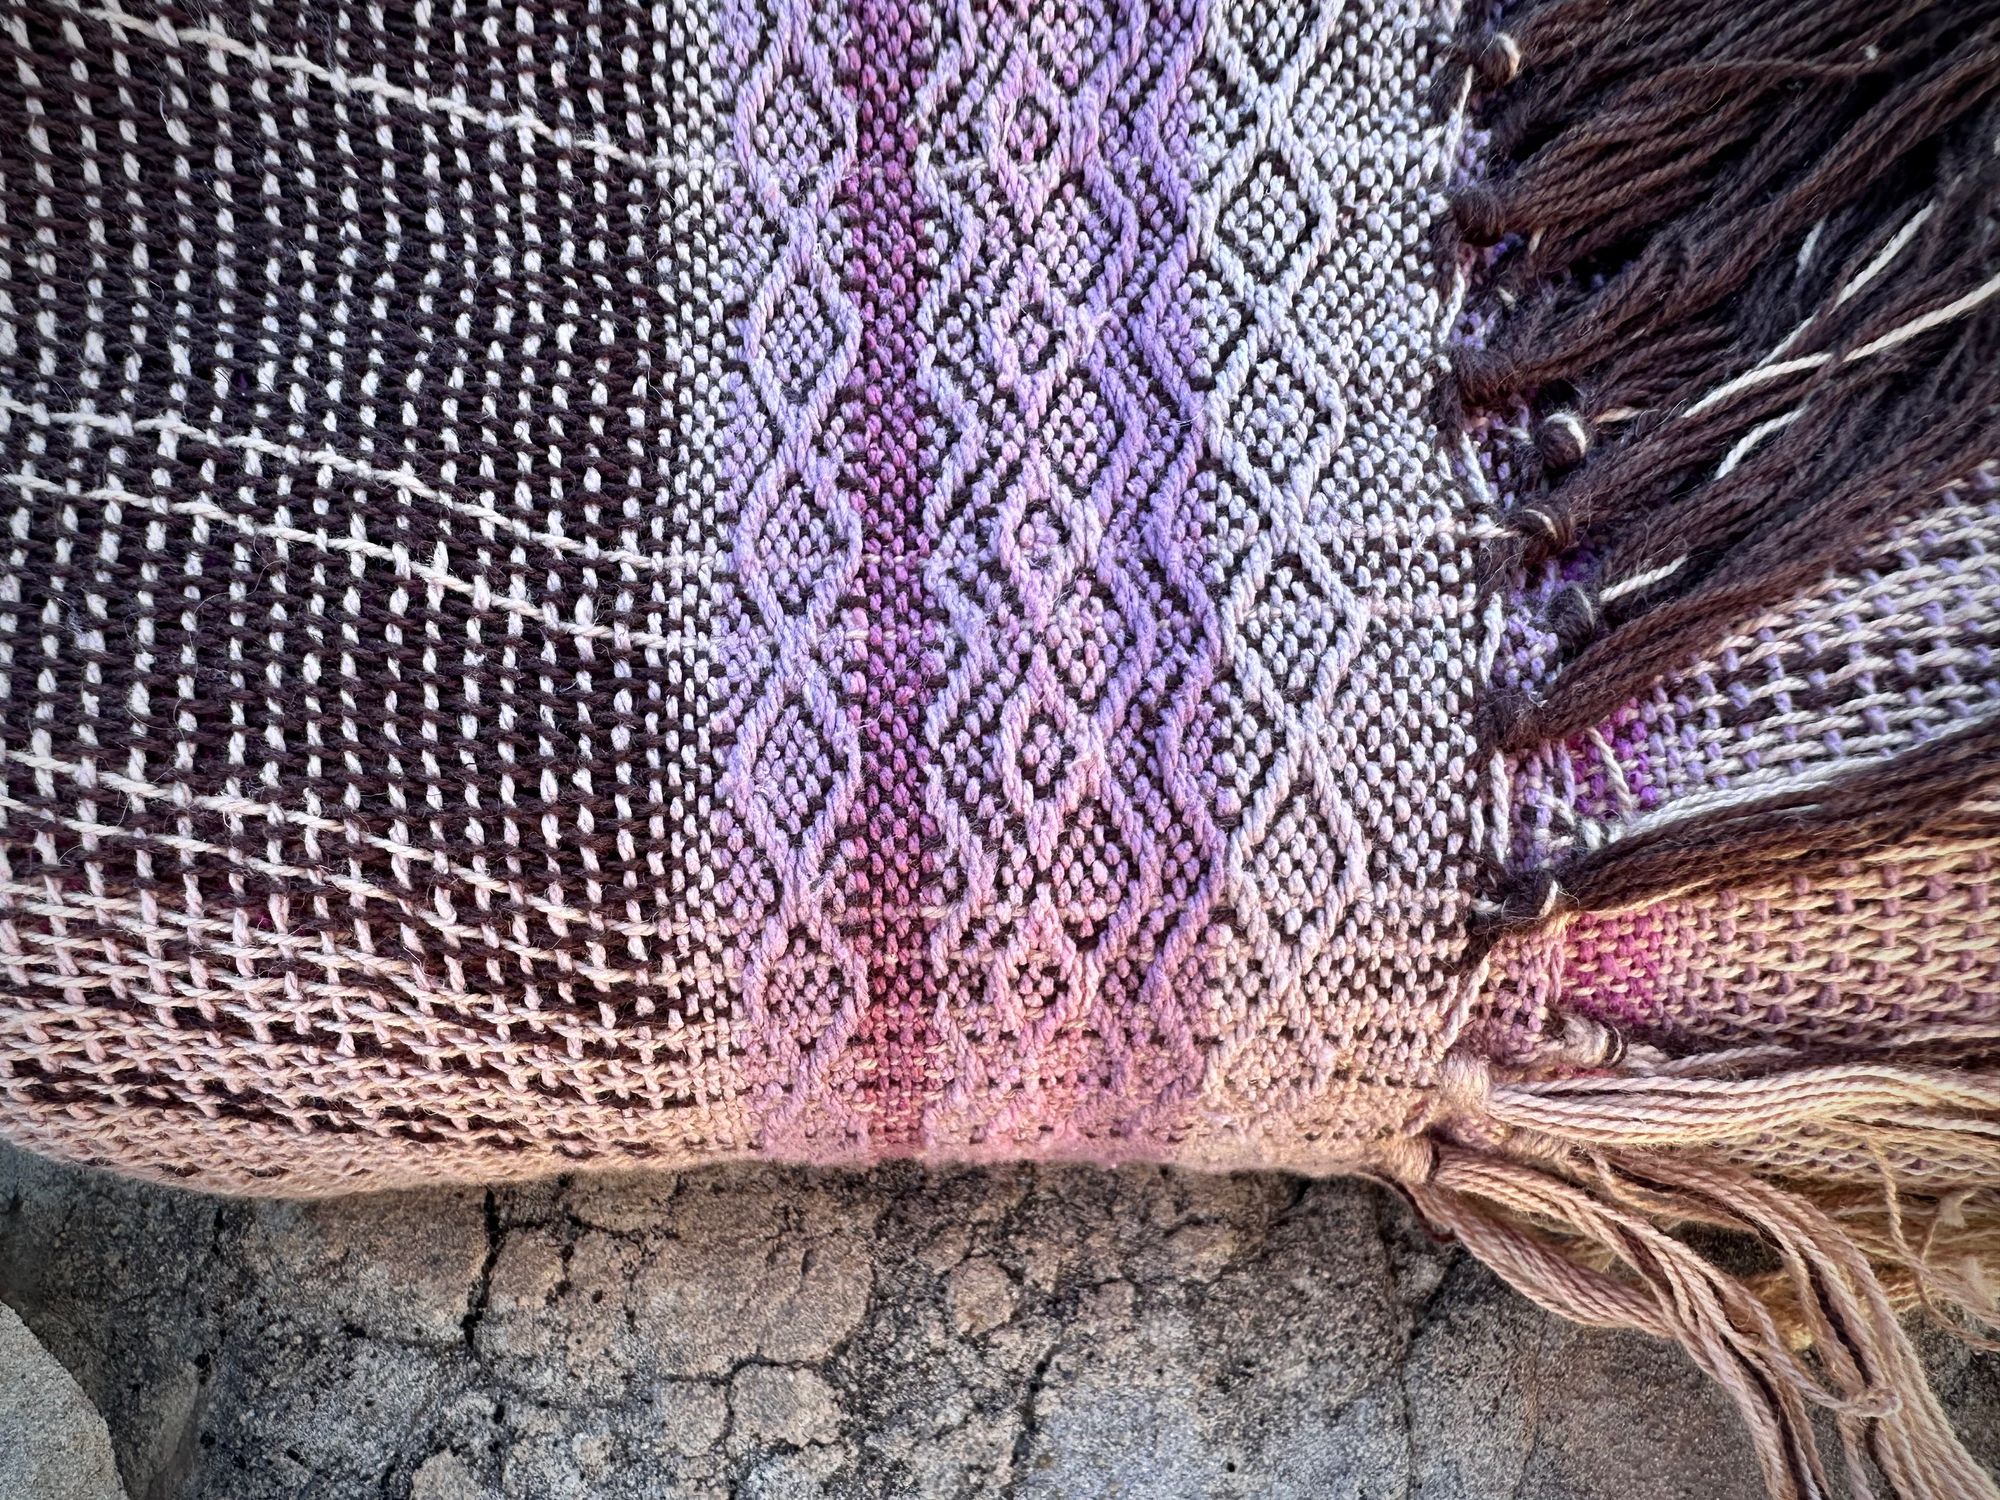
[1420,1,2000,1493]
[1406,1044,2000,1498]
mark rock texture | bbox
[0,1143,1994,1500]
[0,1298,128,1500]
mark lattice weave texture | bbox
[0,0,1479,1190]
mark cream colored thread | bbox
[1685,263,2000,419]
[1597,553,1686,604]
[1714,408,1803,478]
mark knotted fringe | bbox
[1449,0,2000,930]
[1401,1045,2000,1498]
[1428,4,2000,1486]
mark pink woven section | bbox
[1483,848,1999,1058]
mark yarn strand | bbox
[1407,1043,2000,1500]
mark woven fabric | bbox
[0,0,1480,1191]
[1498,474,2000,882]
[1480,473,2000,1064]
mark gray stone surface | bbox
[0,1298,128,1500]
[0,1141,1993,1499]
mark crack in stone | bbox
[1372,1186,1423,1500]
[998,1339,1061,1500]
[460,1189,504,1358]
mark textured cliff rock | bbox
[2,1145,1993,1499]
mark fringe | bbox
[1451,0,2000,926]
[1765,1190,2000,1353]
[1402,1043,2000,1499]
[1430,5,2000,1490]
[1484,720,2000,929]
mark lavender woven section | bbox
[0,0,1480,1192]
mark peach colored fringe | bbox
[1399,1043,2000,1499]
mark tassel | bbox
[1407,1146,2000,1500]
[1403,1045,2000,1498]
[1440,6,2000,1488]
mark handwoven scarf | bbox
[1,0,1997,1492]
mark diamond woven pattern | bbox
[0,0,1479,1191]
